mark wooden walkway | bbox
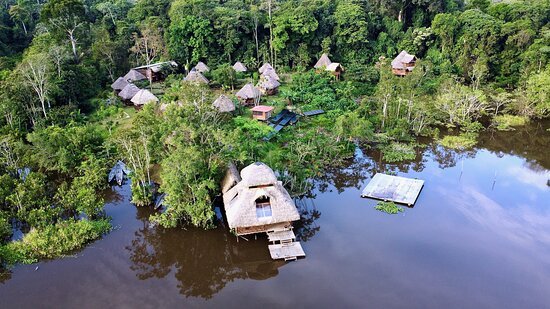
[361,173,424,206]
[267,230,296,243]
[268,242,306,261]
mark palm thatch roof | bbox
[236,83,261,99]
[233,61,248,72]
[134,61,178,73]
[118,84,141,100]
[111,77,129,91]
[314,53,332,69]
[212,94,235,113]
[258,75,280,91]
[262,68,280,81]
[124,69,146,82]
[222,162,300,230]
[194,61,209,73]
[391,50,416,69]
[259,63,274,74]
[131,89,159,106]
[326,62,344,72]
[184,71,209,84]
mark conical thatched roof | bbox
[212,94,235,113]
[222,162,300,230]
[131,89,159,106]
[118,84,141,100]
[236,83,261,99]
[314,53,332,69]
[124,69,146,82]
[111,77,129,91]
[258,75,280,91]
[195,61,209,73]
[233,61,248,72]
[184,71,209,84]
[259,63,274,74]
[262,68,280,81]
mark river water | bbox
[1,122,549,308]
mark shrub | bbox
[0,219,111,265]
[493,114,528,131]
[439,133,477,149]
[381,142,416,162]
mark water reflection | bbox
[126,207,288,299]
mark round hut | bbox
[233,61,248,72]
[236,83,261,106]
[131,89,159,107]
[212,94,236,113]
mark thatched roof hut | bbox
[233,61,248,72]
[212,94,235,113]
[124,69,147,83]
[257,75,280,95]
[111,77,129,91]
[194,61,210,73]
[222,162,300,235]
[262,68,280,81]
[236,83,261,100]
[184,71,209,84]
[118,84,141,101]
[391,50,416,76]
[314,53,332,69]
[259,63,274,74]
[131,89,159,106]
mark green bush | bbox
[493,114,528,131]
[0,219,111,265]
[381,142,416,162]
[439,133,477,149]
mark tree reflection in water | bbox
[126,207,287,299]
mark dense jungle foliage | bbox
[0,0,549,264]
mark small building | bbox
[314,53,332,69]
[236,83,261,106]
[251,105,274,121]
[212,94,235,113]
[184,70,209,84]
[326,63,344,80]
[134,61,178,82]
[111,77,129,94]
[262,68,280,81]
[118,84,141,105]
[124,69,147,83]
[233,61,248,72]
[222,162,300,236]
[131,89,159,107]
[259,63,274,74]
[257,75,280,95]
[194,61,210,73]
[391,50,416,76]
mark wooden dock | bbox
[267,230,296,243]
[361,173,424,206]
[268,242,306,261]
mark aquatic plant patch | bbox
[374,201,404,214]
[493,115,528,131]
[439,133,477,149]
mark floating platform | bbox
[268,242,306,261]
[267,229,296,243]
[361,173,424,206]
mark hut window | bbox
[256,196,272,219]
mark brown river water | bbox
[1,121,549,308]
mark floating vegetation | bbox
[439,133,477,149]
[374,201,404,214]
[381,142,416,163]
[493,114,528,131]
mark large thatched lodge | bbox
[221,162,305,260]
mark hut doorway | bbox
[256,196,272,219]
